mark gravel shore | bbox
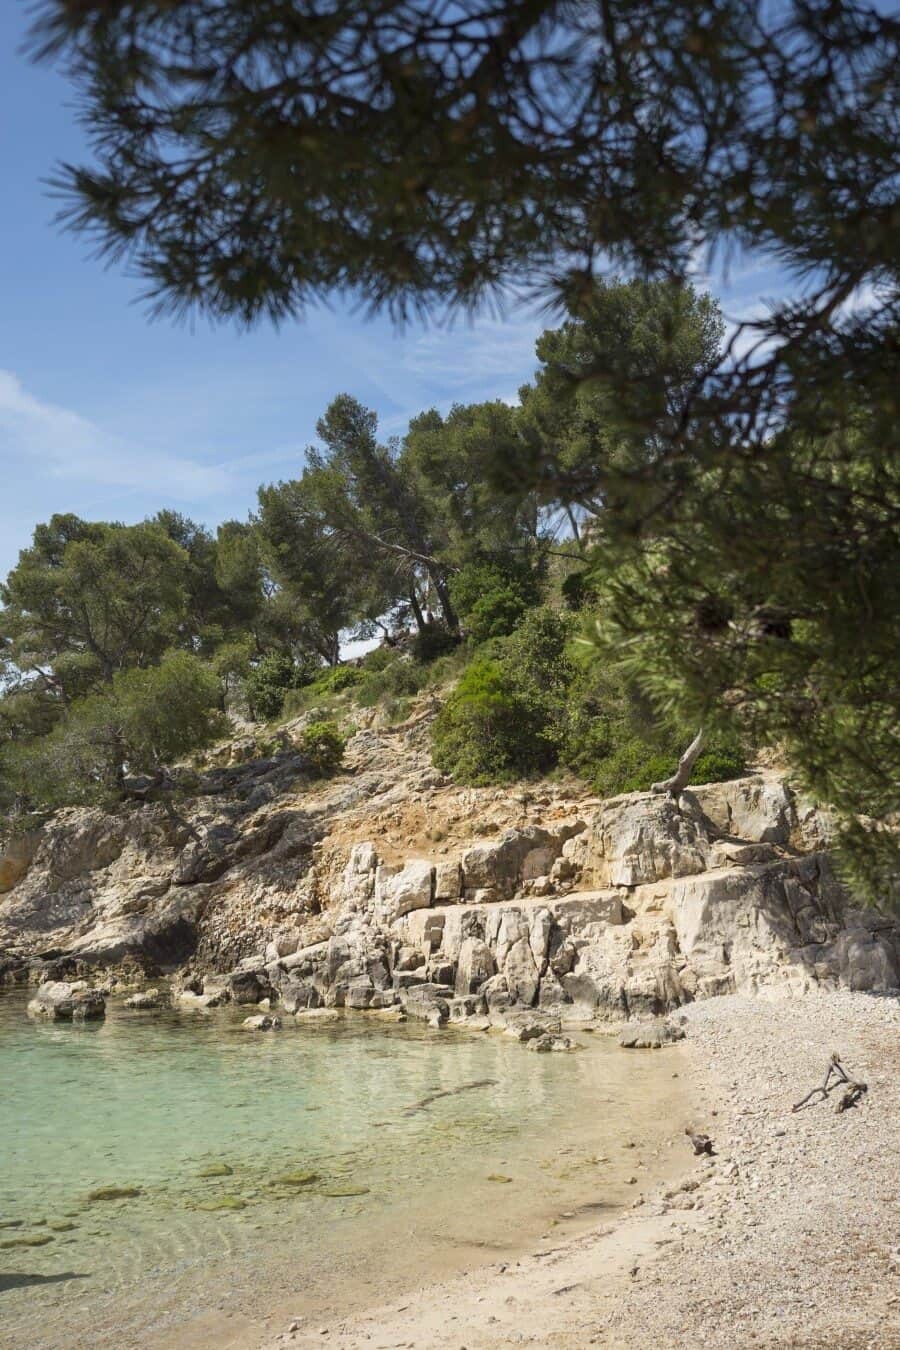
[274,991,900,1350]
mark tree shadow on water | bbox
[0,1271,90,1293]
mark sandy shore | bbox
[267,991,900,1350]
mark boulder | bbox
[399,982,451,1022]
[434,860,462,902]
[404,910,446,953]
[344,977,375,1009]
[227,968,274,1004]
[619,1019,685,1049]
[394,945,425,972]
[527,1033,583,1053]
[242,1014,281,1030]
[455,937,496,994]
[448,994,487,1021]
[177,989,223,1010]
[123,988,164,1010]
[27,981,106,1021]
[374,860,434,923]
[279,979,321,1013]
[461,827,560,900]
[503,1017,546,1042]
[587,794,709,888]
[502,938,541,1007]
[690,775,795,845]
[480,973,513,1013]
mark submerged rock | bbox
[196,1195,246,1211]
[197,1163,233,1178]
[269,1171,319,1189]
[85,1185,142,1203]
[527,1033,583,1053]
[242,1014,281,1030]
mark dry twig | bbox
[792,1053,868,1113]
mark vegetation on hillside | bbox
[2,274,895,905]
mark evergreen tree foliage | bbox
[2,652,223,814]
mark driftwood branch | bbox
[651,728,705,796]
[792,1053,868,1113]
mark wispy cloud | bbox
[0,370,234,498]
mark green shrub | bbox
[431,658,556,783]
[560,567,601,611]
[298,720,346,774]
[559,652,747,796]
[356,654,428,708]
[589,736,746,797]
[244,653,317,720]
[450,560,542,643]
[410,622,459,662]
[311,664,365,694]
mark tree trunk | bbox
[408,587,427,634]
[651,728,705,796]
[429,568,458,632]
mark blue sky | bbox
[0,3,789,585]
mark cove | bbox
[0,990,689,1348]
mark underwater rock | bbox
[242,1014,281,1030]
[197,1195,246,1211]
[269,1171,319,1189]
[86,1185,142,1202]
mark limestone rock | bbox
[374,860,434,923]
[27,981,106,1021]
[503,1017,546,1042]
[399,982,451,1023]
[527,1033,583,1053]
[448,994,487,1021]
[227,967,273,1005]
[123,988,164,1010]
[434,860,462,902]
[455,937,496,994]
[587,794,709,888]
[243,1013,281,1030]
[690,775,794,844]
[502,937,541,1007]
[461,827,561,900]
[618,1019,685,1049]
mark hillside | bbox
[3,698,898,1023]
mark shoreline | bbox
[259,990,900,1350]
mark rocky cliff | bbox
[2,709,897,1022]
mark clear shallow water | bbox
[0,990,689,1348]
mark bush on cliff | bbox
[431,658,557,783]
[297,720,346,774]
[243,652,318,720]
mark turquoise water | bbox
[0,991,689,1348]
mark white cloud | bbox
[0,370,234,498]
